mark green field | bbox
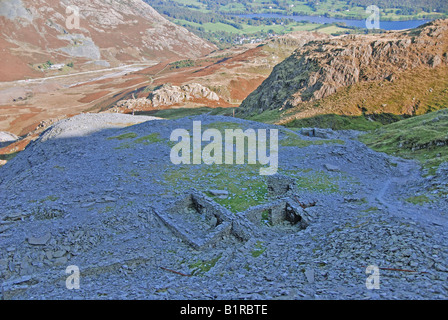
[145,0,446,48]
[174,18,324,35]
[146,0,447,21]
[144,0,374,48]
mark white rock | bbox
[27,233,51,246]
[324,164,341,172]
[305,269,315,284]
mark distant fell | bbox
[238,19,448,122]
[0,0,216,81]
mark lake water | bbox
[237,13,430,30]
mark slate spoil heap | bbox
[0,113,447,300]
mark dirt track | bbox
[0,43,275,141]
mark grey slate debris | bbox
[0,113,447,300]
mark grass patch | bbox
[164,163,269,213]
[136,107,235,120]
[189,255,222,275]
[356,197,368,205]
[108,132,138,140]
[41,195,59,203]
[203,121,245,132]
[359,108,448,175]
[405,195,432,205]
[111,132,165,150]
[169,59,196,70]
[245,109,285,124]
[361,207,379,213]
[261,209,271,226]
[134,133,163,145]
[280,130,345,147]
[251,241,266,258]
[285,114,386,131]
[281,168,340,193]
[0,152,19,162]
[114,143,133,150]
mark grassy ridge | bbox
[359,108,448,174]
[245,65,448,128]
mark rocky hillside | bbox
[0,113,447,300]
[104,31,331,111]
[0,0,216,81]
[238,19,448,118]
[112,83,221,112]
[360,108,448,176]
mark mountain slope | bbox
[238,19,448,119]
[360,107,448,175]
[104,31,330,113]
[0,113,447,299]
[0,0,216,81]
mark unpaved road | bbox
[375,158,448,230]
[2,63,155,87]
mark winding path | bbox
[375,159,448,230]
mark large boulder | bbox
[0,131,19,148]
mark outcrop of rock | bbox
[265,30,330,52]
[238,19,448,116]
[0,131,18,143]
[115,83,220,110]
[0,131,19,149]
[0,0,216,81]
[151,83,220,108]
